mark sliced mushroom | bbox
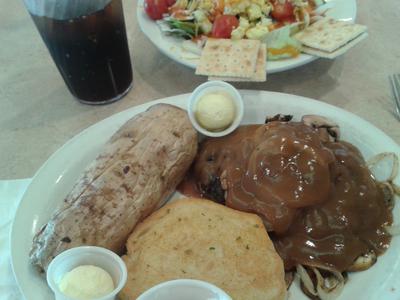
[285,271,295,290]
[265,114,293,124]
[297,264,346,300]
[321,272,342,291]
[297,264,318,298]
[314,267,345,300]
[342,271,348,283]
[367,152,399,183]
[347,251,377,272]
[300,281,320,300]
[367,152,400,214]
[378,181,395,209]
[301,115,340,142]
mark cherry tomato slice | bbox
[211,15,239,39]
[271,0,295,22]
[144,0,169,20]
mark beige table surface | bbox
[0,0,399,179]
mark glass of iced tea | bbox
[23,0,133,104]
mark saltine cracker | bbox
[196,38,261,78]
[294,18,367,53]
[209,43,267,82]
[301,32,368,59]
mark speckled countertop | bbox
[0,0,399,179]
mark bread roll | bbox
[30,104,198,271]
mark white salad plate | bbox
[11,90,400,300]
[137,0,357,73]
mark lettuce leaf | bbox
[157,17,199,39]
[265,24,302,60]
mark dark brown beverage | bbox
[30,0,132,104]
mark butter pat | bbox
[59,265,114,300]
[195,92,236,131]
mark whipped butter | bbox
[59,265,114,300]
[195,92,236,131]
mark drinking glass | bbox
[23,0,133,104]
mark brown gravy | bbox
[180,122,392,272]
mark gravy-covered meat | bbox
[184,121,392,272]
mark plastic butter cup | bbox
[46,246,127,300]
[137,279,233,300]
[188,81,244,137]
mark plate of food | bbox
[11,89,400,300]
[137,0,360,75]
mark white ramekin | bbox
[188,80,244,137]
[46,246,127,300]
[137,279,232,300]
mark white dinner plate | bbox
[11,91,400,300]
[136,0,357,73]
